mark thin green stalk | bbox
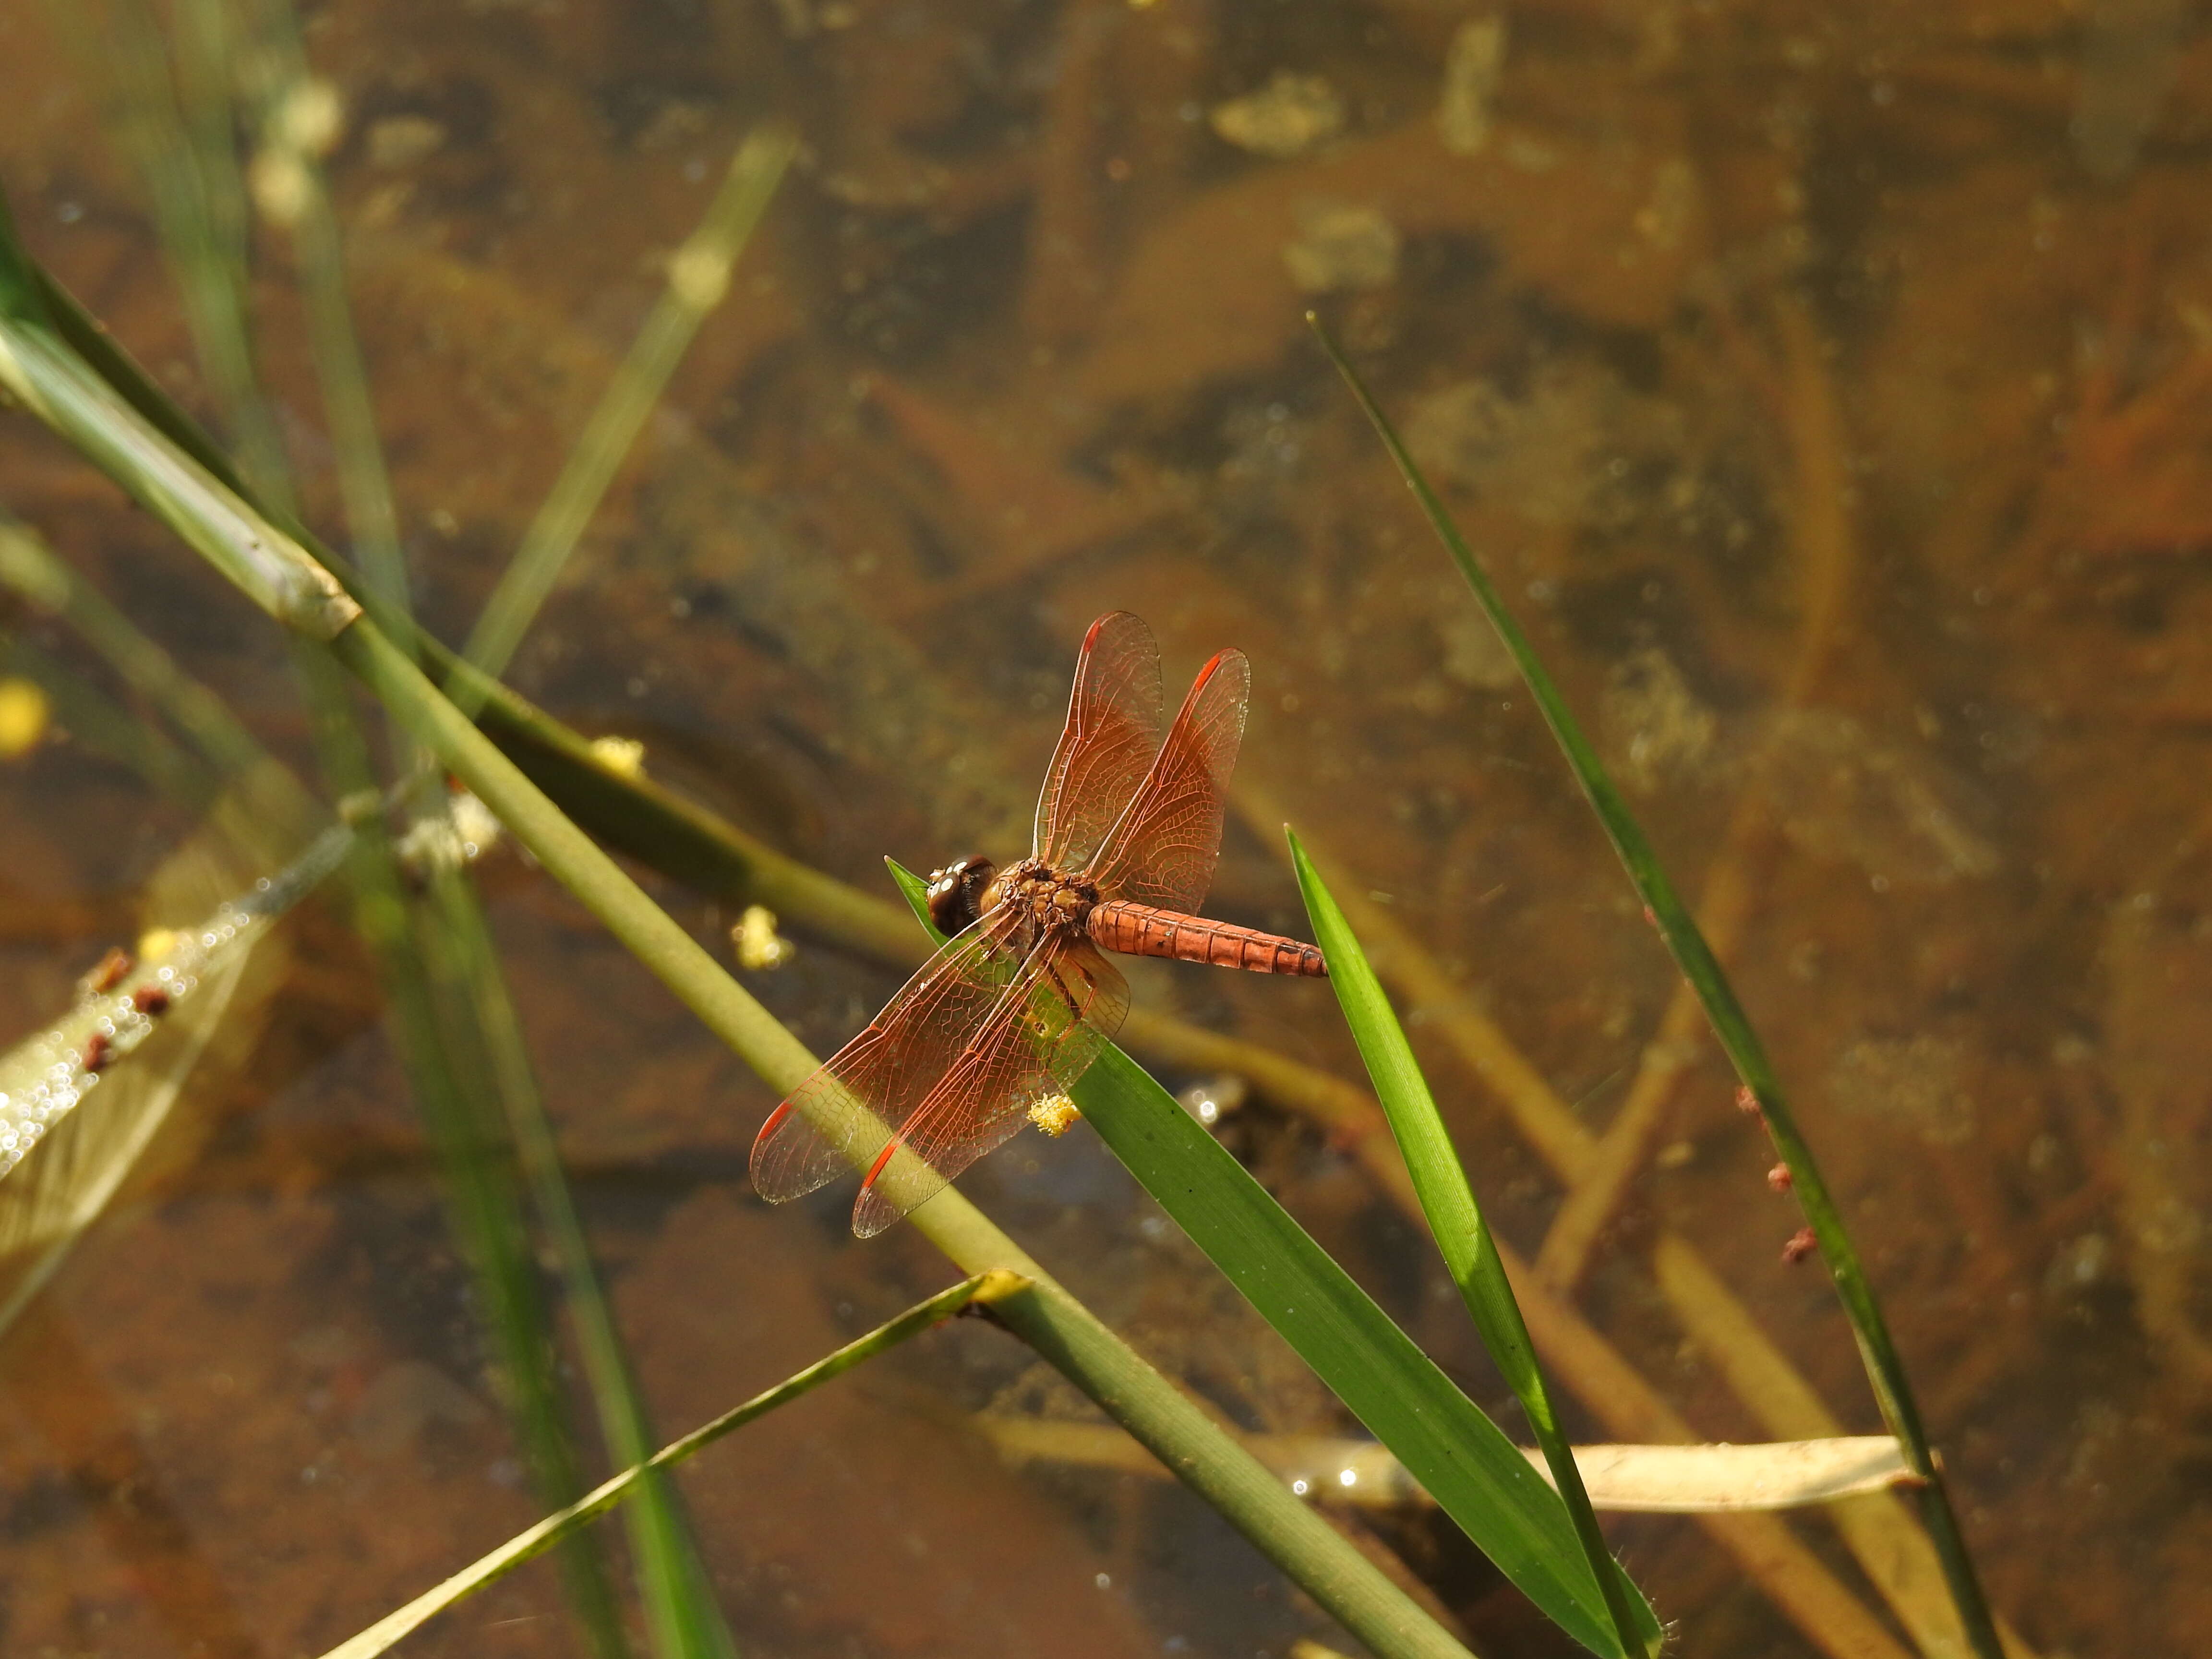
[69,0,294,507]
[0,308,357,637]
[233,17,739,1631]
[170,0,252,280]
[1287,832,1649,1658]
[0,252,1480,1659]
[317,1273,1002,1659]
[1309,312,2006,1659]
[235,0,408,615]
[455,121,795,706]
[228,10,744,1622]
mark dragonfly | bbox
[750,611,1326,1237]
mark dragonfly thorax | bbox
[984,858,1100,941]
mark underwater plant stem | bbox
[424,865,739,1659]
[455,122,795,709]
[256,93,410,617]
[1310,311,2008,1659]
[316,1274,1003,1659]
[295,641,634,1659]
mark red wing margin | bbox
[749,911,1031,1206]
[1083,648,1249,915]
[851,936,1129,1238]
[1033,612,1164,871]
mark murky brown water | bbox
[2,2,2209,1655]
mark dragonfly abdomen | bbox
[1087,900,1326,977]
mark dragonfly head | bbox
[926,854,997,935]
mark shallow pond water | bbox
[0,2,2207,1656]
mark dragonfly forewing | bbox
[749,910,1033,1204]
[1084,647,1250,914]
[1034,611,1164,871]
[851,935,1129,1237]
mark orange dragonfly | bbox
[751,611,1326,1236]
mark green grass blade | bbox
[1287,831,1655,1658]
[1077,1046,1623,1654]
[317,1273,1000,1659]
[883,862,1634,1657]
[1309,312,2005,1659]
[0,313,357,638]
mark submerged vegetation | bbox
[0,3,2200,1657]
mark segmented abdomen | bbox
[1086,900,1326,976]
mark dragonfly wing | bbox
[1083,647,1250,915]
[1034,612,1164,870]
[750,910,1029,1204]
[852,935,1130,1237]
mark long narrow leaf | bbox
[1287,831,1649,1656]
[1309,311,2005,1659]
[884,860,1654,1658]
